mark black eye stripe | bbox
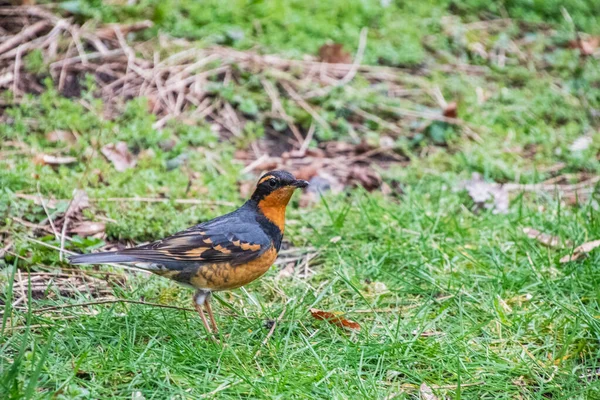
[268,178,278,187]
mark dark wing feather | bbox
[112,214,270,268]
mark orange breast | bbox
[188,247,278,291]
[257,186,295,232]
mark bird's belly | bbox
[187,247,278,291]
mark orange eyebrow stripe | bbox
[258,175,274,185]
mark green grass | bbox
[2,0,600,398]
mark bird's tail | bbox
[69,252,140,265]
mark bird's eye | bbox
[268,178,278,187]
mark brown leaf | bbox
[46,130,76,144]
[569,37,599,56]
[318,43,352,64]
[355,140,373,154]
[412,330,444,337]
[277,262,295,279]
[443,101,458,118]
[34,154,77,166]
[522,227,569,248]
[234,149,252,160]
[69,221,106,237]
[348,166,382,191]
[380,182,392,196]
[419,383,438,400]
[560,239,600,263]
[101,142,136,171]
[65,189,90,218]
[310,308,360,331]
[294,165,319,182]
[254,159,279,172]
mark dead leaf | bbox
[318,43,352,64]
[419,383,438,400]
[380,182,392,196]
[330,236,342,243]
[348,166,382,191]
[560,239,600,263]
[569,37,599,56]
[69,221,106,237]
[65,189,90,217]
[522,227,569,248]
[443,101,458,118]
[294,165,320,182]
[412,330,444,337]
[101,142,136,171]
[462,173,509,214]
[310,308,360,331]
[355,140,374,154]
[34,154,77,166]
[277,262,295,279]
[46,130,76,144]
[252,159,279,172]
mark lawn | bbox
[1,0,600,398]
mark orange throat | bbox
[257,187,294,232]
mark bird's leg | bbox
[204,293,219,334]
[193,290,213,337]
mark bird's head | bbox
[250,170,308,230]
[251,170,308,203]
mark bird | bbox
[70,170,308,336]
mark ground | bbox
[1,0,600,399]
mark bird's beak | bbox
[291,179,309,189]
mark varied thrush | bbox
[70,170,308,335]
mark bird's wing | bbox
[112,215,271,267]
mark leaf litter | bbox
[0,5,476,194]
[310,308,361,331]
[522,227,571,248]
[101,142,137,172]
[560,240,600,263]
